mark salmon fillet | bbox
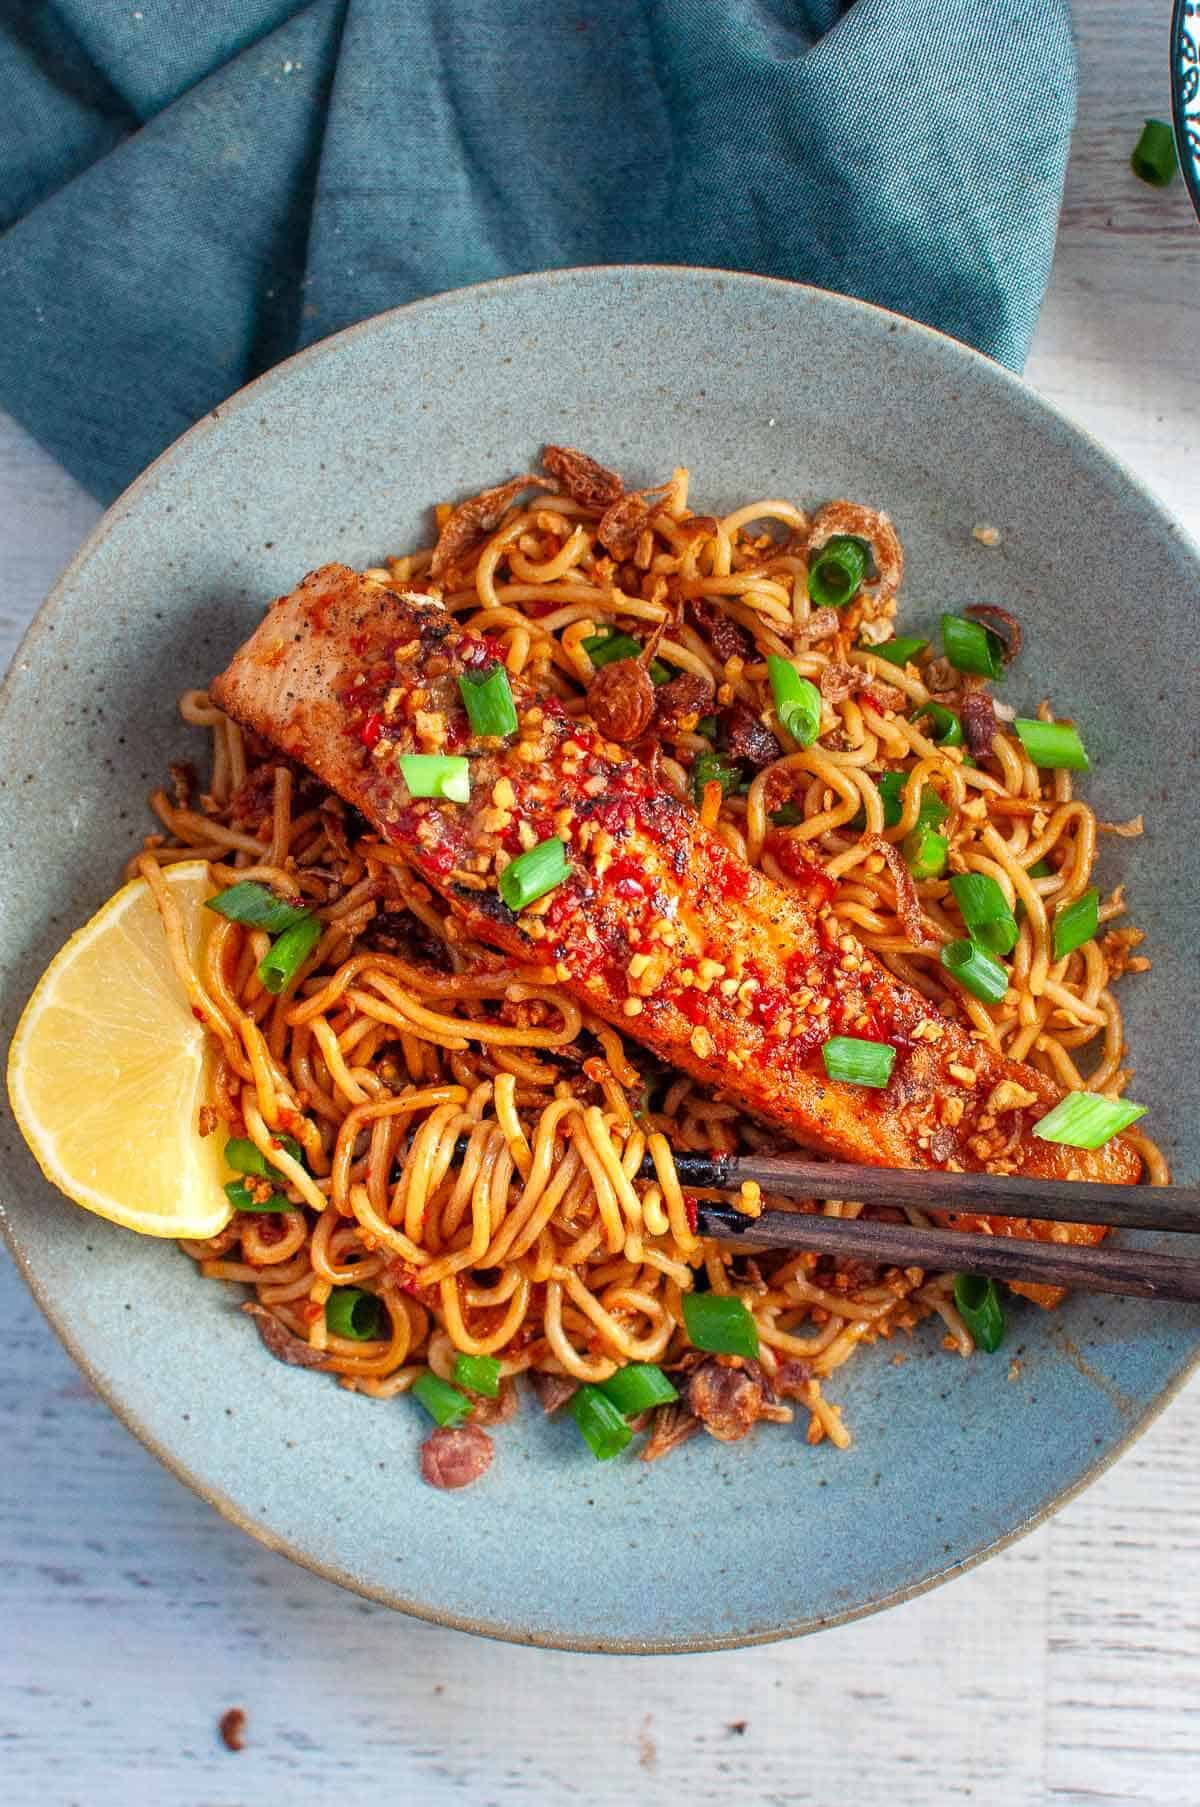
[212,566,1139,1263]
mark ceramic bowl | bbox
[2,268,1198,1652]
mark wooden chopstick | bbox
[692,1204,1200,1303]
[656,1152,1200,1234]
[630,1151,1200,1303]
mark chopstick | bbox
[633,1151,1200,1304]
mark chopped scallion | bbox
[808,536,868,609]
[581,630,642,667]
[412,1370,473,1426]
[691,750,743,806]
[205,880,311,935]
[696,714,718,740]
[223,1134,304,1180]
[769,800,805,827]
[570,1384,633,1460]
[821,1035,896,1088]
[1052,887,1100,961]
[1032,1091,1146,1150]
[452,1353,502,1398]
[326,1287,386,1342]
[398,753,471,803]
[941,613,1005,679]
[949,872,1019,955]
[767,655,822,747]
[681,1291,759,1359]
[940,937,1009,1004]
[1131,118,1177,187]
[903,823,948,879]
[459,664,519,738]
[257,914,322,994]
[223,1178,288,1214]
[867,635,927,667]
[953,1275,1005,1352]
[914,701,964,747]
[597,1363,679,1414]
[498,837,569,911]
[1013,717,1089,771]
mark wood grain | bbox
[2,4,1199,1803]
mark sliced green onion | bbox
[1052,887,1100,961]
[767,655,822,748]
[597,1363,679,1415]
[1032,1091,1146,1150]
[691,750,743,805]
[224,1178,288,1214]
[205,880,311,935]
[326,1287,386,1342]
[412,1370,473,1426]
[769,801,805,828]
[223,1134,303,1179]
[498,837,569,911]
[949,873,1019,956]
[452,1353,502,1398]
[821,1035,896,1088]
[903,823,948,879]
[257,914,322,994]
[1131,118,1177,187]
[648,659,672,686]
[570,1384,633,1460]
[681,1291,759,1359]
[953,1275,1005,1353]
[867,635,927,667]
[941,613,1005,679]
[582,630,643,667]
[808,536,868,609]
[696,714,718,740]
[459,664,519,738]
[853,771,949,834]
[914,701,964,747]
[916,789,951,830]
[398,753,471,803]
[940,937,1009,1004]
[1013,717,1089,771]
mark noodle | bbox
[140,465,1165,1468]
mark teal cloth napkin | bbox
[0,1,1075,503]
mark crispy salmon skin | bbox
[211,566,1139,1238]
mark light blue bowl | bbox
[2,268,1198,1652]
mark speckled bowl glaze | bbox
[2,268,1199,1653]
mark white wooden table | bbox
[3,6,1198,1801]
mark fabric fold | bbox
[0,0,1075,502]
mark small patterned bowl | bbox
[1173,0,1200,219]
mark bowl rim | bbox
[1171,0,1200,223]
[3,263,1199,1653]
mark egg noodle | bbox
[134,464,1165,1462]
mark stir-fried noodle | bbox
[136,462,1165,1461]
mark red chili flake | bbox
[457,633,507,670]
[605,858,647,901]
[684,1196,699,1234]
[191,1006,205,1023]
[360,711,383,748]
[766,832,837,902]
[387,1259,430,1296]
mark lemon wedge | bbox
[7,859,233,1239]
